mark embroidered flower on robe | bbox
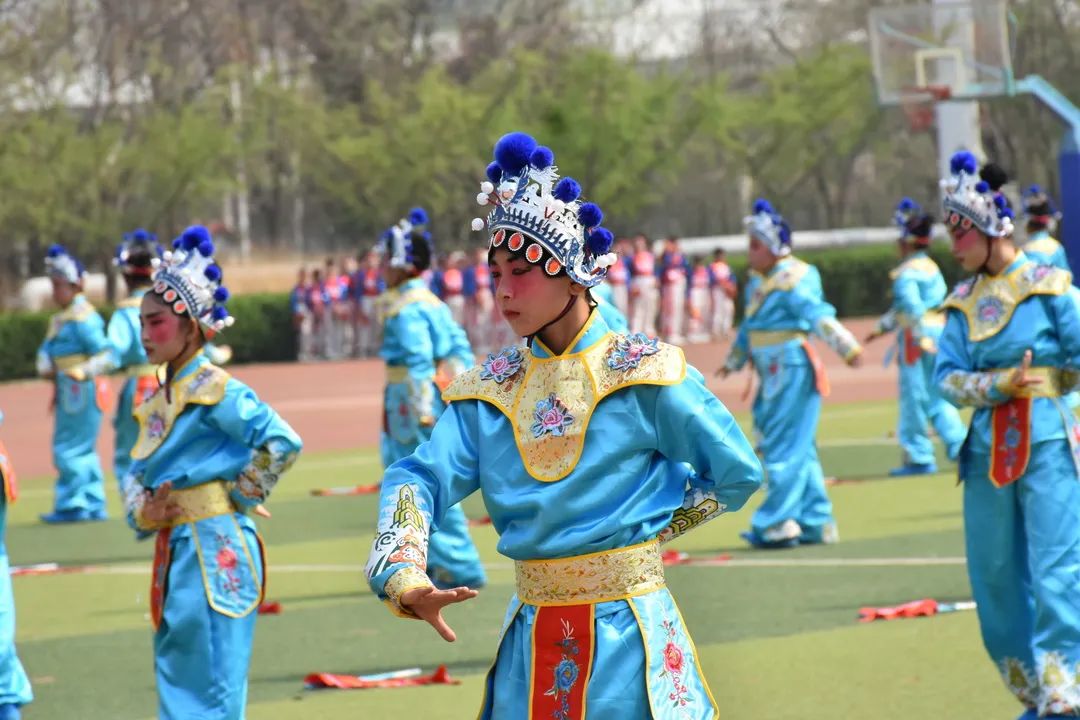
[607,333,660,371]
[531,394,574,438]
[480,346,524,383]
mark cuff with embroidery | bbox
[406,374,436,423]
[940,370,1011,408]
[658,485,728,544]
[79,350,118,379]
[875,310,897,335]
[36,352,53,377]
[816,317,861,361]
[383,565,435,619]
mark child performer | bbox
[377,209,486,590]
[1020,184,1069,271]
[36,245,112,523]
[366,132,762,718]
[935,152,1080,720]
[718,199,862,548]
[122,226,302,719]
[109,230,165,490]
[864,200,966,476]
[0,412,32,720]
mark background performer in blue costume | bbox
[865,198,966,476]
[377,208,486,590]
[366,132,762,719]
[0,413,32,720]
[36,245,112,523]
[719,199,862,549]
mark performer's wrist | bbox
[384,565,434,619]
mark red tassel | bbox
[303,665,459,690]
[858,598,939,622]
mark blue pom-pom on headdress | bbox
[588,227,614,256]
[213,287,230,303]
[530,146,554,170]
[1002,208,1015,220]
[211,305,228,321]
[1025,184,1043,198]
[992,194,1006,209]
[553,177,581,202]
[577,202,603,229]
[975,180,990,194]
[197,239,214,257]
[485,162,503,184]
[204,264,222,282]
[950,150,978,175]
[172,238,182,250]
[131,228,153,242]
[408,207,429,227]
[181,225,211,250]
[494,132,538,176]
[752,198,774,214]
[47,244,65,257]
[897,197,919,212]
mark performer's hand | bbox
[401,586,479,642]
[253,504,271,519]
[1006,350,1042,394]
[64,366,87,382]
[142,482,183,528]
[418,415,436,428]
[847,352,863,368]
[863,330,881,344]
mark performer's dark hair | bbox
[979,163,1009,192]
[409,230,433,272]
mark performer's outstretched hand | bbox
[863,330,882,344]
[1006,349,1042,394]
[401,586,479,643]
[847,352,863,368]
[253,504,272,519]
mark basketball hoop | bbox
[900,85,953,132]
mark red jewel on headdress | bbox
[173,301,187,315]
[154,281,167,293]
[961,217,973,230]
[508,232,525,252]
[525,243,543,263]
[545,258,562,276]
[948,212,961,227]
[163,289,177,303]
[491,229,506,247]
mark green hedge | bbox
[0,247,959,381]
[0,292,296,382]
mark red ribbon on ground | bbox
[858,598,975,623]
[304,665,458,690]
[310,484,381,497]
[10,563,102,576]
[468,516,492,527]
[258,601,282,614]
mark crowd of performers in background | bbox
[289,236,738,361]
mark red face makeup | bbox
[489,246,574,338]
[140,293,192,364]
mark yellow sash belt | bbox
[164,481,236,527]
[514,539,666,606]
[53,354,88,371]
[749,330,807,348]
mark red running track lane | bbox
[0,317,895,481]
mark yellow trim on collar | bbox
[889,255,940,281]
[745,257,810,318]
[942,260,1070,342]
[132,364,230,460]
[443,334,686,482]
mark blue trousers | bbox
[0,501,31,709]
[897,352,966,464]
[963,440,1080,715]
[155,516,262,720]
[51,376,106,514]
[750,362,833,538]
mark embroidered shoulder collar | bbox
[443,332,686,482]
[942,261,1070,341]
[132,364,230,460]
[1024,236,1062,256]
[117,295,143,309]
[47,298,96,340]
[745,258,810,318]
[889,255,940,281]
[383,286,442,319]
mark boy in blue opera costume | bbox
[865,199,966,476]
[934,151,1080,719]
[1019,184,1069,271]
[122,226,302,719]
[365,132,763,719]
[718,200,862,549]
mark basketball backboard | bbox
[868,1,1013,106]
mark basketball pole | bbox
[932,0,984,195]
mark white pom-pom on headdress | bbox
[471,218,485,232]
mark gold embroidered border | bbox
[515,540,666,606]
